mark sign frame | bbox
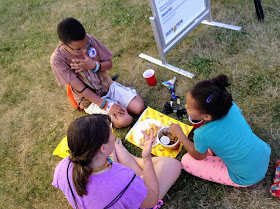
[139,0,241,78]
[150,0,209,51]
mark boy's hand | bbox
[141,129,154,160]
[109,103,126,117]
[170,123,183,137]
[70,53,95,73]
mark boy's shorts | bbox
[84,82,137,115]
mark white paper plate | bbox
[133,119,163,147]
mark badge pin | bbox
[88,47,96,58]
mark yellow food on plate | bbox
[139,123,162,146]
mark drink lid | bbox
[160,136,170,145]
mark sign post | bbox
[140,0,242,78]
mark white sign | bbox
[141,0,241,78]
[154,0,206,45]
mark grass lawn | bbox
[0,0,279,208]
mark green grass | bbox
[0,0,280,208]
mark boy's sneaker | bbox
[111,74,119,81]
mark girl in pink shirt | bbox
[53,114,181,209]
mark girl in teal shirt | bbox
[170,74,271,186]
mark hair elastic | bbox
[206,93,214,103]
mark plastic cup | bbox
[188,116,204,129]
[143,69,157,86]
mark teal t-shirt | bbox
[194,102,271,185]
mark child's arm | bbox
[97,60,112,72]
[70,53,113,73]
[140,130,159,208]
[69,77,126,116]
[170,123,207,160]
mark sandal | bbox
[153,200,164,209]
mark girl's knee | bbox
[181,153,192,166]
[162,157,181,172]
[158,158,181,180]
[181,153,201,173]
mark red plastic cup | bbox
[188,116,204,129]
[143,69,157,86]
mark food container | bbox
[157,126,180,149]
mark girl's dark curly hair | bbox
[190,74,233,121]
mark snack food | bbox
[139,123,162,146]
[159,130,178,145]
[158,126,179,148]
[133,119,163,147]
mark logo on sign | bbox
[165,19,183,38]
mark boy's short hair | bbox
[57,18,86,44]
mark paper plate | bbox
[133,119,163,147]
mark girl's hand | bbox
[170,123,183,137]
[70,53,95,73]
[141,129,154,160]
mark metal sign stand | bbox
[140,0,241,79]
[254,0,264,21]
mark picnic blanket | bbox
[125,107,193,158]
[53,107,192,159]
[52,136,70,158]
